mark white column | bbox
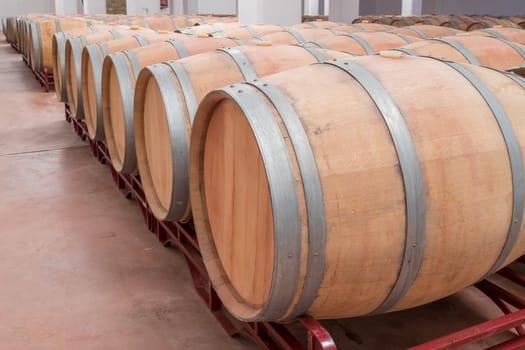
[197,0,236,15]
[402,0,422,16]
[84,0,106,14]
[170,0,183,14]
[183,0,198,14]
[304,0,319,16]
[238,0,302,26]
[329,0,358,23]
[127,0,157,15]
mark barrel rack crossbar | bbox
[15,42,54,92]
[64,99,525,349]
[64,103,337,350]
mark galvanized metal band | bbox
[482,28,507,41]
[184,17,193,27]
[326,59,426,314]
[392,47,419,56]
[218,47,258,81]
[306,21,317,28]
[501,39,525,60]
[220,83,302,321]
[164,60,199,123]
[54,19,62,33]
[432,38,480,65]
[98,42,109,56]
[70,38,85,118]
[247,78,326,319]
[210,23,222,33]
[109,30,122,39]
[108,52,138,173]
[122,49,141,80]
[167,39,189,58]
[505,71,525,89]
[184,27,196,36]
[351,24,364,31]
[85,44,105,139]
[243,25,262,40]
[171,17,180,30]
[284,28,306,44]
[56,33,67,100]
[91,26,100,33]
[302,46,328,62]
[79,35,88,46]
[305,41,329,49]
[146,64,189,220]
[142,19,151,29]
[443,61,524,277]
[133,34,150,47]
[341,34,375,55]
[33,23,43,71]
[397,34,415,44]
[407,26,428,39]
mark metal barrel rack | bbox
[15,43,54,92]
[64,103,337,350]
[65,100,525,350]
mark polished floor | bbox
[0,34,521,350]
[0,37,253,350]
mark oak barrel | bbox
[81,31,186,140]
[189,54,525,322]
[389,25,462,39]
[133,45,352,222]
[64,26,154,119]
[463,27,525,45]
[100,37,240,167]
[394,35,525,70]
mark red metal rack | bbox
[65,103,525,350]
[65,104,337,350]
[21,53,54,92]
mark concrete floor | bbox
[0,34,523,350]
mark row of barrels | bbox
[44,15,525,324]
[5,13,237,74]
[354,14,525,31]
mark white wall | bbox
[238,0,301,25]
[423,0,525,16]
[197,0,236,15]
[359,0,402,15]
[55,0,82,15]
[169,0,184,14]
[84,0,106,14]
[0,0,55,17]
[127,0,162,15]
[329,0,359,23]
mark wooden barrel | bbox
[331,23,394,33]
[133,45,352,222]
[462,27,525,45]
[467,16,521,31]
[53,25,112,101]
[508,65,525,77]
[99,36,241,168]
[189,54,525,322]
[393,35,525,70]
[29,17,96,73]
[307,32,419,55]
[446,15,477,31]
[81,31,186,140]
[291,21,343,30]
[258,28,339,46]
[181,23,285,41]
[414,15,456,27]
[390,16,419,27]
[389,25,462,39]
[64,26,155,119]
[507,16,525,29]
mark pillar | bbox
[169,0,183,14]
[402,0,422,16]
[329,0,358,23]
[238,0,301,25]
[84,0,106,14]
